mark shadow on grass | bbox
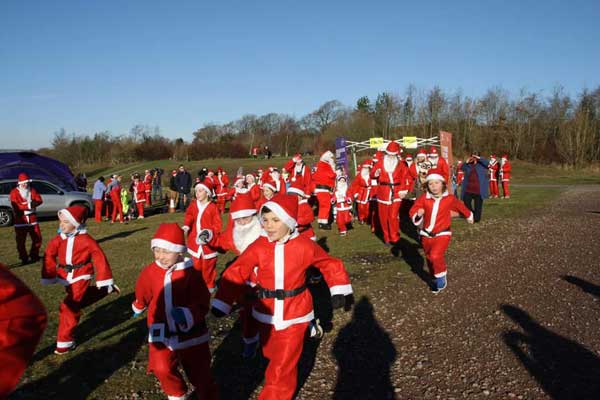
[14,319,146,400]
[562,275,600,299]
[502,304,600,399]
[96,228,148,244]
[332,296,396,400]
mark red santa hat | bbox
[151,223,186,253]
[17,172,31,184]
[457,160,463,165]
[257,167,264,173]
[361,160,373,169]
[262,178,278,193]
[245,173,256,183]
[320,150,334,163]
[217,166,224,173]
[292,153,303,163]
[501,154,509,159]
[194,177,214,195]
[171,170,177,176]
[260,194,298,231]
[58,205,88,228]
[425,168,446,183]
[287,178,306,198]
[428,147,439,157]
[373,150,384,163]
[416,149,427,158]
[490,154,497,159]
[385,141,401,156]
[405,153,413,161]
[229,194,257,220]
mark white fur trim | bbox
[261,201,297,230]
[252,308,314,331]
[58,209,80,228]
[287,187,305,197]
[212,298,232,315]
[434,271,447,278]
[426,173,445,182]
[467,212,474,223]
[412,213,423,226]
[96,278,114,288]
[151,238,186,253]
[132,303,146,314]
[195,183,212,195]
[329,284,353,296]
[231,209,257,220]
[263,182,278,192]
[168,395,187,400]
[56,340,74,348]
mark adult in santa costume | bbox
[283,153,312,195]
[409,169,474,293]
[144,169,153,206]
[211,194,353,400]
[499,154,512,199]
[110,175,124,223]
[182,178,222,293]
[216,194,263,357]
[215,167,230,214]
[349,160,374,225]
[332,176,353,236]
[132,223,218,400]
[427,147,450,183]
[371,141,409,245]
[131,173,147,219]
[10,172,43,265]
[0,263,47,398]
[266,167,286,194]
[287,179,316,241]
[488,155,499,198]
[42,205,119,354]
[312,150,337,230]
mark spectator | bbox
[92,176,106,222]
[175,165,192,211]
[151,168,163,201]
[460,152,490,223]
[168,169,178,206]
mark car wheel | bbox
[0,208,14,227]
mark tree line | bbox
[41,84,600,169]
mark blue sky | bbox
[1,0,599,149]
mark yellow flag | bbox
[403,136,418,149]
[369,137,384,148]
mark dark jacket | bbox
[461,157,490,199]
[175,171,192,194]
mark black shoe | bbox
[20,257,29,266]
[30,255,41,263]
[319,223,332,230]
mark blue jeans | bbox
[152,185,162,201]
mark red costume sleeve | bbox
[132,268,152,313]
[182,201,196,229]
[409,194,426,226]
[309,241,353,296]
[451,195,474,220]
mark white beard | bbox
[406,160,413,167]
[337,182,348,194]
[428,156,439,167]
[18,187,31,201]
[383,155,398,173]
[233,217,262,254]
[271,172,281,181]
[360,169,370,180]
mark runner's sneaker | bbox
[431,276,447,294]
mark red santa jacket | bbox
[132,258,210,350]
[371,159,409,204]
[213,233,352,331]
[332,190,352,211]
[247,183,261,204]
[0,264,47,398]
[500,160,512,181]
[132,181,146,203]
[312,161,336,194]
[488,160,499,182]
[349,174,373,204]
[216,173,230,198]
[409,192,473,237]
[9,187,43,227]
[183,200,222,260]
[284,160,312,194]
[456,166,464,185]
[297,199,316,240]
[42,230,115,288]
[143,174,153,191]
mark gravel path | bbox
[294,185,600,400]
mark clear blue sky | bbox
[1,0,599,149]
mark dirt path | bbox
[295,185,600,400]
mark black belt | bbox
[256,285,307,300]
[315,184,333,191]
[58,263,85,272]
[421,229,450,238]
[380,182,402,186]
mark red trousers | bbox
[377,201,401,244]
[148,342,217,400]
[370,199,379,233]
[104,199,112,218]
[258,322,308,400]
[111,194,123,223]
[192,257,217,291]
[94,200,104,222]
[502,181,510,198]
[356,202,370,223]
[145,191,151,206]
[57,280,108,348]
[421,235,451,278]
[15,225,42,261]
[136,202,145,218]
[315,192,332,224]
[335,209,352,234]
[489,180,499,197]
[216,195,227,214]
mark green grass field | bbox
[3,180,564,399]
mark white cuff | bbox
[467,213,474,223]
[211,298,232,315]
[96,278,114,288]
[412,213,423,226]
[132,303,146,314]
[329,284,353,296]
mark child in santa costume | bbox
[211,194,353,400]
[349,160,374,225]
[287,179,316,241]
[283,153,312,195]
[215,167,230,214]
[42,205,119,354]
[110,175,124,223]
[488,155,500,198]
[409,170,474,293]
[266,166,286,194]
[132,223,218,400]
[0,263,47,398]
[427,147,450,183]
[371,141,409,246]
[131,173,147,219]
[216,194,263,358]
[332,176,353,236]
[255,178,278,212]
[245,174,261,204]
[312,150,337,230]
[499,154,512,199]
[182,178,222,293]
[10,172,43,265]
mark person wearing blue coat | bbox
[460,153,489,223]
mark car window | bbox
[0,182,13,195]
[31,181,62,195]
